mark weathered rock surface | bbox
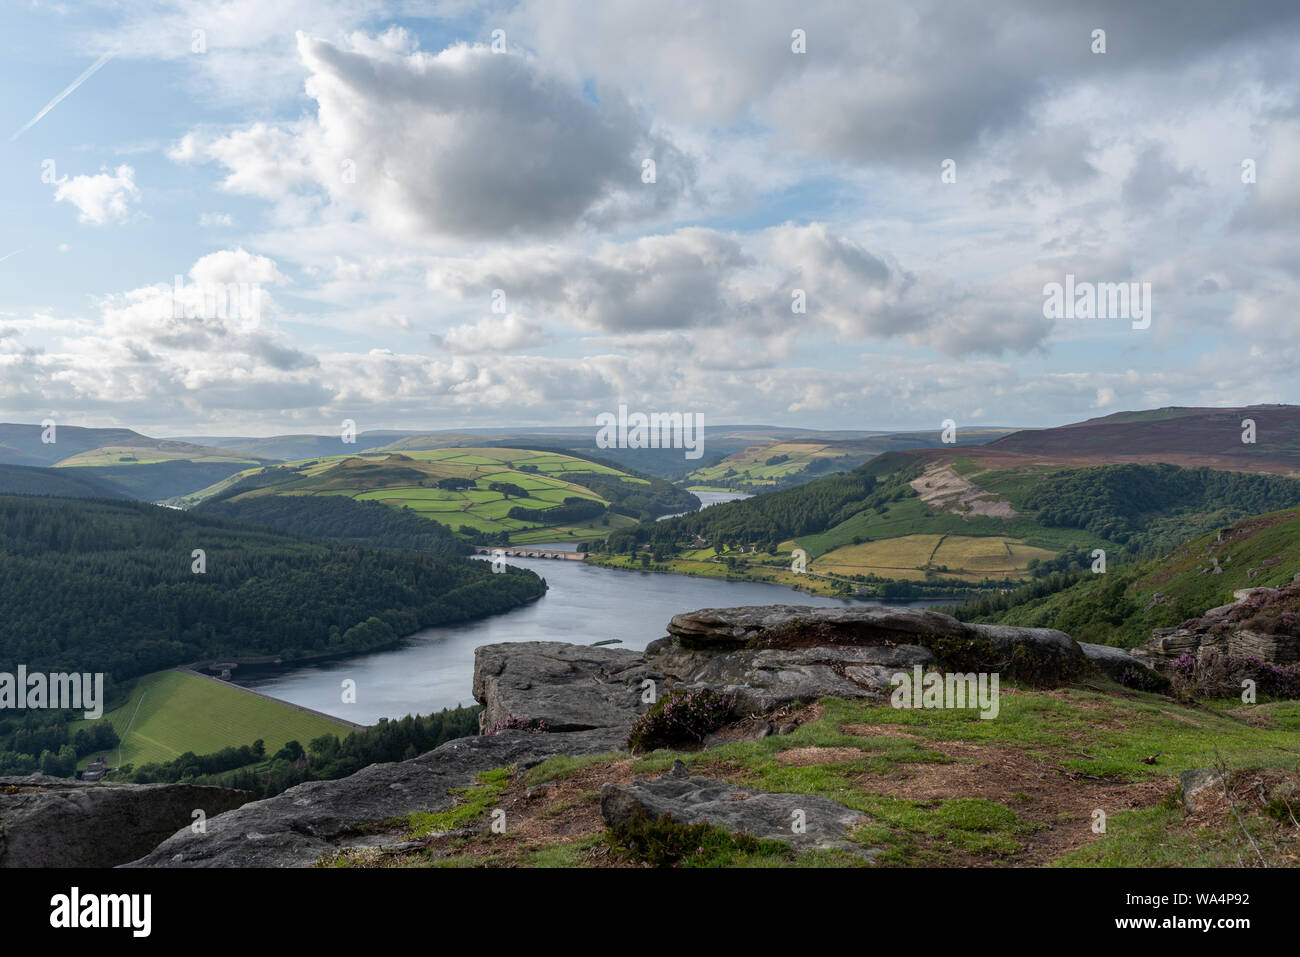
[667,604,969,649]
[668,604,1085,682]
[126,727,623,868]
[1179,768,1224,813]
[667,643,934,713]
[601,760,876,860]
[1134,585,1300,673]
[473,641,663,732]
[1078,642,1168,688]
[474,606,1099,731]
[0,775,251,868]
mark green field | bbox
[813,533,1056,581]
[793,493,1104,560]
[686,442,869,490]
[71,670,355,770]
[169,447,644,539]
[54,444,260,467]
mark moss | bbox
[406,766,512,837]
[915,629,999,674]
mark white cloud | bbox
[169,30,696,242]
[433,314,546,354]
[52,165,140,224]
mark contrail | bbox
[0,248,26,264]
[11,50,116,142]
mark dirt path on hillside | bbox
[910,463,1018,519]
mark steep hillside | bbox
[957,507,1300,649]
[0,495,545,680]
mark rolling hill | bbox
[0,423,275,502]
[592,409,1300,596]
[69,670,356,772]
[0,463,128,498]
[172,446,697,544]
[684,428,1017,492]
[957,404,1300,476]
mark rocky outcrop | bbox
[667,604,970,650]
[666,643,934,713]
[113,603,1172,869]
[1079,642,1170,690]
[473,642,664,732]
[473,605,1140,732]
[126,727,623,868]
[666,604,1087,684]
[1134,585,1300,673]
[600,759,877,860]
[0,775,251,868]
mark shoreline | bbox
[581,552,975,603]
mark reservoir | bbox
[234,553,938,724]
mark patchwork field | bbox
[170,446,678,541]
[71,670,356,771]
[686,441,872,490]
[812,534,1057,582]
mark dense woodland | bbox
[0,495,544,680]
[0,463,127,499]
[197,493,468,555]
[1021,464,1300,548]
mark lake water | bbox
[235,553,942,724]
[657,489,750,520]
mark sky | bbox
[0,0,1297,437]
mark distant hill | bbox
[685,429,1016,492]
[175,431,416,461]
[975,405,1300,475]
[0,464,127,499]
[0,424,150,466]
[0,423,277,501]
[170,446,698,545]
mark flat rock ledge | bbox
[0,776,251,868]
[601,760,876,861]
[474,605,1164,733]
[125,727,623,868]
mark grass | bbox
[54,444,259,467]
[69,670,355,770]
[686,442,867,490]
[793,492,1105,560]
[315,679,1300,868]
[811,533,1056,582]
[523,752,625,787]
[980,507,1300,647]
[406,767,514,836]
[1056,781,1300,868]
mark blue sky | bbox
[1,0,1297,436]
